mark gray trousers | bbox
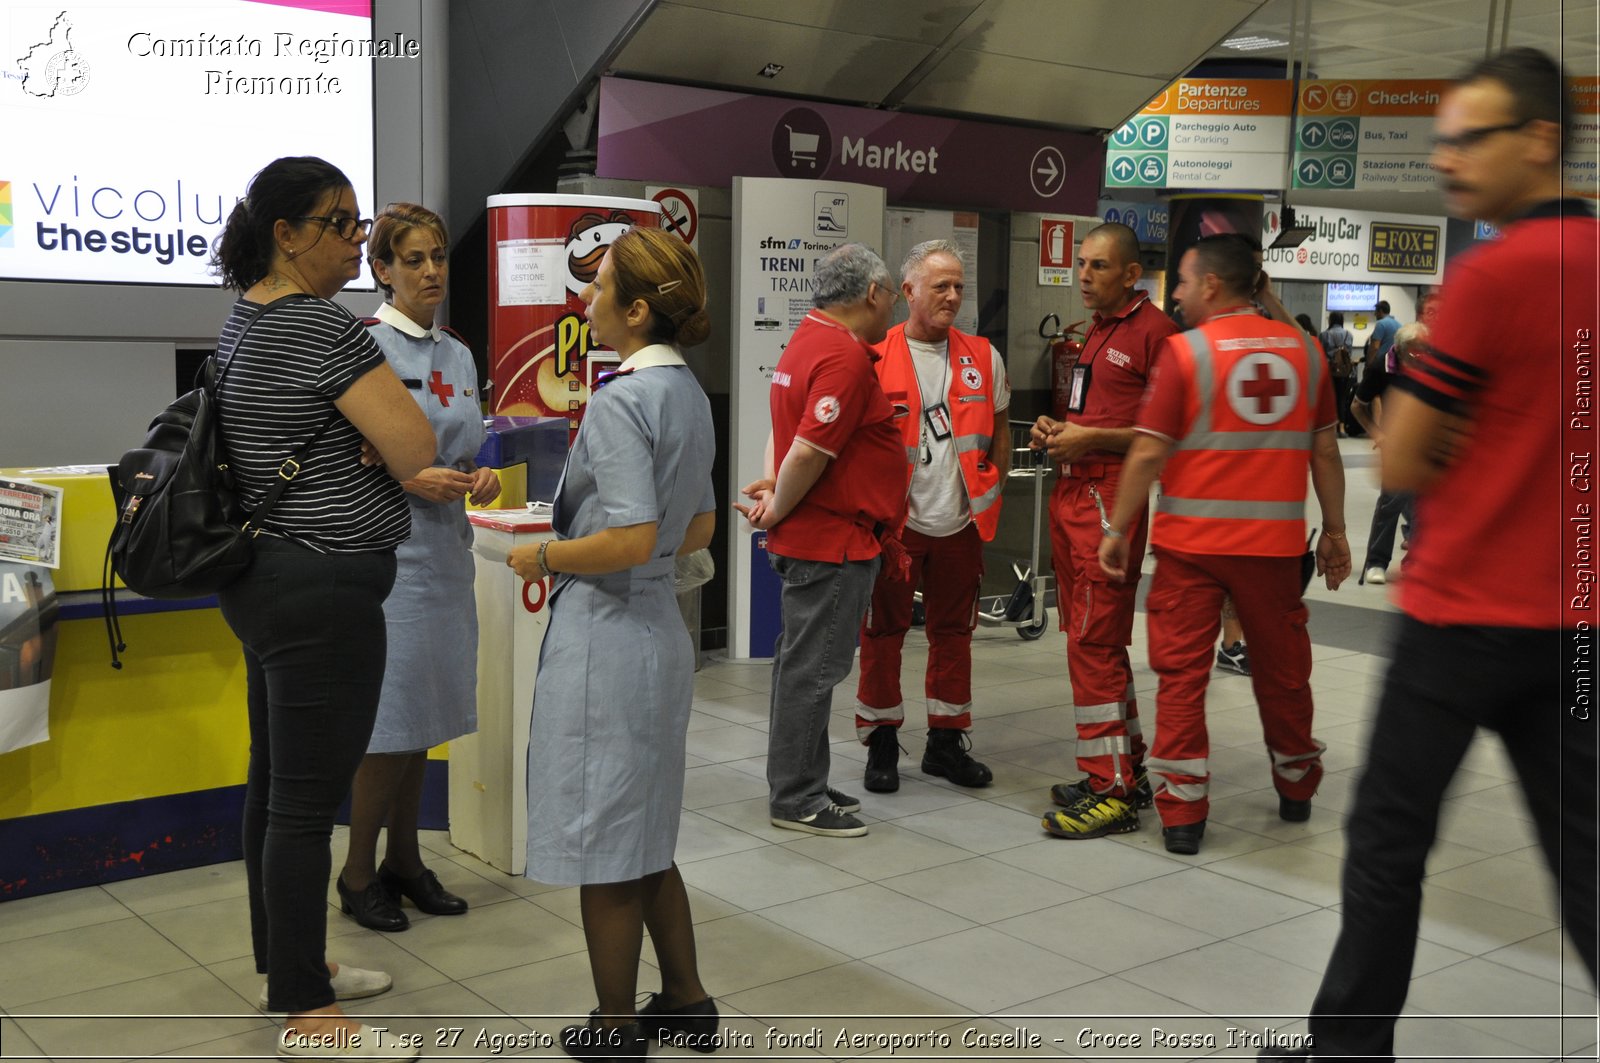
[766,553,880,819]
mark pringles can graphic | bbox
[486,194,663,425]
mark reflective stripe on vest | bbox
[1154,320,1319,555]
[875,325,1004,540]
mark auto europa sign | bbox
[1263,205,1445,285]
[597,76,1102,214]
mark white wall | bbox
[0,0,450,467]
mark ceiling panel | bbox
[609,6,935,102]
[949,0,1263,77]
[902,50,1174,128]
[659,0,983,46]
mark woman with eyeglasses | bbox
[507,226,719,1060]
[334,202,499,934]
[211,156,434,1061]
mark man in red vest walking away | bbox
[855,239,1010,792]
[1099,233,1352,856]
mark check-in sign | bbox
[1292,79,1451,192]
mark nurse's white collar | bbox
[618,343,686,372]
[375,300,443,342]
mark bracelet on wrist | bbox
[536,539,553,578]
[1100,520,1125,540]
[1323,529,1347,541]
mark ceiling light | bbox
[1222,35,1288,52]
[758,63,784,78]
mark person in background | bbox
[335,203,500,933]
[211,156,435,1060]
[1029,222,1172,839]
[1264,47,1597,1061]
[1099,233,1349,857]
[739,243,909,839]
[509,227,720,1060]
[1318,311,1358,437]
[855,239,1007,795]
[1364,299,1400,376]
[1351,321,1427,586]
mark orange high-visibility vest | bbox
[1151,312,1325,557]
[874,323,1004,541]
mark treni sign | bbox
[596,77,1103,214]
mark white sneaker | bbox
[1364,566,1387,585]
[277,1022,419,1060]
[259,965,393,1011]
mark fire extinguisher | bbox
[1041,313,1086,421]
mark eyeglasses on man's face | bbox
[1431,118,1531,153]
[298,215,373,241]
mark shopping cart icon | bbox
[785,124,819,168]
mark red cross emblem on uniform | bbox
[428,370,454,407]
[1224,352,1300,425]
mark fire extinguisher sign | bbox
[1038,218,1075,287]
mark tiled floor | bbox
[2,440,1596,1061]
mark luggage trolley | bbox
[976,419,1053,640]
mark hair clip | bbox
[657,279,683,295]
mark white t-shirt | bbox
[905,335,1010,537]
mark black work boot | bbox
[864,725,901,793]
[921,728,992,787]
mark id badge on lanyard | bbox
[1066,363,1092,414]
[924,402,953,440]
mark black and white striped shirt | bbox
[215,295,409,553]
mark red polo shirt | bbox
[1067,291,1178,461]
[1394,201,1598,628]
[767,312,909,562]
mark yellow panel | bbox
[467,463,526,512]
[0,608,249,819]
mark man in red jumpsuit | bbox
[856,240,1010,792]
[1030,222,1174,839]
[1099,233,1351,856]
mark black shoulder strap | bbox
[209,294,342,533]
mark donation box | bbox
[450,509,554,875]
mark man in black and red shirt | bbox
[1265,47,1598,1063]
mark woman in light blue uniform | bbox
[337,203,500,933]
[508,227,719,1062]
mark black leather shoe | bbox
[380,864,468,916]
[639,993,721,1052]
[1162,820,1206,855]
[337,874,409,932]
[921,728,992,787]
[561,1017,647,1063]
[864,725,901,793]
[1278,796,1312,822]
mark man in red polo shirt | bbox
[1098,233,1350,857]
[737,243,909,838]
[1265,48,1598,1062]
[1029,222,1174,839]
[856,239,1009,794]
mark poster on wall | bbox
[728,177,886,659]
[0,561,57,754]
[0,0,384,287]
[0,479,62,568]
[884,209,978,334]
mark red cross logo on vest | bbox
[428,370,454,407]
[1224,352,1300,425]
